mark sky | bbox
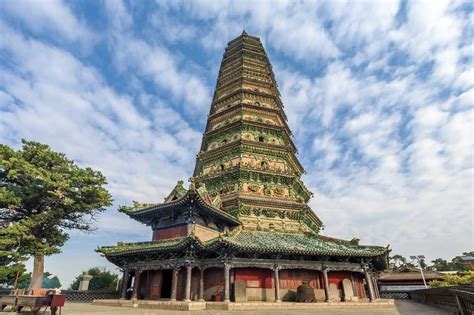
[0,0,472,288]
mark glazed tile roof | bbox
[119,185,240,226]
[207,230,387,257]
[97,230,388,258]
[97,236,200,256]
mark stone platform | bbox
[92,299,395,311]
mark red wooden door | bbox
[149,271,161,298]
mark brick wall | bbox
[152,225,188,240]
[279,269,321,289]
[234,268,273,288]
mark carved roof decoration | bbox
[119,181,240,226]
[163,180,187,203]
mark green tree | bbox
[15,271,32,289]
[450,251,474,271]
[42,274,61,288]
[0,140,112,288]
[389,254,417,270]
[430,271,474,287]
[0,261,27,288]
[0,220,29,288]
[419,258,427,269]
[15,271,61,289]
[69,267,118,291]
[429,258,451,271]
[427,252,474,271]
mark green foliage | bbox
[15,271,33,289]
[389,254,416,269]
[0,262,26,288]
[428,251,474,271]
[16,272,62,289]
[43,275,61,288]
[0,140,113,280]
[428,258,452,271]
[389,252,473,272]
[430,271,474,287]
[0,224,28,287]
[69,267,118,291]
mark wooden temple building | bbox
[97,32,389,303]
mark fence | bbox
[380,291,410,299]
[61,290,120,302]
[409,285,474,315]
[0,289,119,303]
[0,288,10,298]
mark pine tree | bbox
[0,140,112,288]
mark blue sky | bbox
[0,0,472,287]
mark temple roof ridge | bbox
[211,229,388,256]
[97,229,388,258]
[118,180,240,226]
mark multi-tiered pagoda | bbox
[97,32,389,303]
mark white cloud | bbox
[175,0,340,61]
[0,0,95,45]
[150,12,197,43]
[0,17,206,285]
[104,0,211,114]
[322,0,399,51]
[0,19,200,265]
[1,0,472,287]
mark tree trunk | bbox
[29,254,44,289]
[13,264,21,289]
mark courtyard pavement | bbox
[3,300,452,315]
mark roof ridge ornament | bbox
[189,176,196,190]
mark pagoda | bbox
[97,32,389,303]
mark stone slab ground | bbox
[3,300,451,314]
[93,298,396,311]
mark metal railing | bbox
[409,285,474,315]
[61,290,120,302]
[380,291,410,299]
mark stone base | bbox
[93,299,394,311]
[93,299,134,308]
[93,299,206,311]
[206,300,394,310]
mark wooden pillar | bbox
[364,270,375,302]
[274,267,281,302]
[372,276,380,299]
[120,268,130,299]
[170,267,178,301]
[224,264,231,302]
[323,268,330,302]
[132,269,141,300]
[185,265,192,302]
[199,268,205,301]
